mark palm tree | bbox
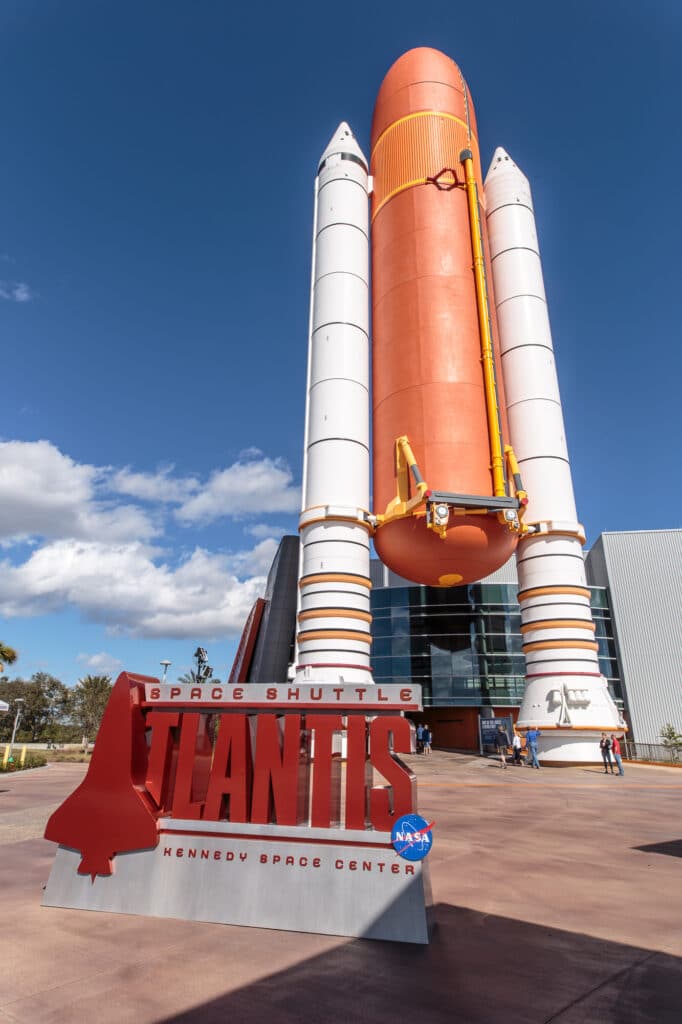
[177,670,220,686]
[178,670,199,685]
[0,643,17,674]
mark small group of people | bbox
[599,732,625,775]
[494,725,542,769]
[493,726,626,774]
[415,722,432,754]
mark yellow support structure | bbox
[20,745,27,767]
[376,435,429,526]
[460,150,506,498]
[2,745,9,768]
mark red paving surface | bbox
[2,754,682,1023]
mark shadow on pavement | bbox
[634,839,682,859]
[161,902,682,1024]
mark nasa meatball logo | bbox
[391,814,434,862]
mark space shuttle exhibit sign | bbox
[43,672,432,944]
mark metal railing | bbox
[623,741,682,764]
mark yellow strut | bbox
[460,151,506,498]
[504,445,528,508]
[375,436,429,526]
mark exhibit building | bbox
[370,528,681,750]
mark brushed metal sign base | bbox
[43,822,433,944]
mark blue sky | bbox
[0,1,679,686]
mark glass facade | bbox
[370,580,623,708]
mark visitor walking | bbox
[494,724,510,769]
[610,733,625,776]
[416,722,424,754]
[525,727,542,768]
[512,731,523,765]
[600,732,615,774]
[422,725,432,755]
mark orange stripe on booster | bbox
[296,630,372,645]
[298,609,373,624]
[518,585,592,601]
[522,639,599,653]
[299,574,372,589]
[520,620,596,634]
[299,515,373,533]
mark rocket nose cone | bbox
[318,121,368,172]
[484,146,533,211]
[484,147,527,185]
[371,47,475,147]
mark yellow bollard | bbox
[2,745,9,768]
[20,745,27,767]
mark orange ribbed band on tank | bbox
[371,112,482,220]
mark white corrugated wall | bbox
[593,530,682,744]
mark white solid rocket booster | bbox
[485,148,623,761]
[295,123,374,686]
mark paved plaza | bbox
[2,753,682,1023]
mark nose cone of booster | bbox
[484,147,533,211]
[318,121,368,172]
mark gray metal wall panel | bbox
[600,530,682,744]
[370,560,388,589]
[480,556,519,585]
[585,537,608,587]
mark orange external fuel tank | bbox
[370,47,519,587]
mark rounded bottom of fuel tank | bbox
[374,516,518,587]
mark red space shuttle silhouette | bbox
[44,673,159,879]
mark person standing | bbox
[525,727,542,768]
[422,725,432,755]
[610,733,624,776]
[494,724,510,769]
[416,722,424,754]
[600,732,615,774]
[512,730,523,765]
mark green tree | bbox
[177,670,199,685]
[177,671,220,686]
[660,723,682,761]
[69,675,113,749]
[0,643,18,673]
[32,673,71,741]
[0,674,70,742]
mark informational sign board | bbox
[479,715,514,752]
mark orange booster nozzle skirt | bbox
[370,47,518,587]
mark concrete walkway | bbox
[2,755,681,1022]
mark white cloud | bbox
[226,537,280,576]
[111,456,300,528]
[176,457,300,525]
[0,281,33,302]
[110,465,199,503]
[0,439,295,640]
[245,523,287,541]
[0,539,272,639]
[0,440,156,543]
[77,651,123,675]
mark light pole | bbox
[160,660,172,684]
[8,698,25,760]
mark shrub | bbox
[0,751,48,772]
